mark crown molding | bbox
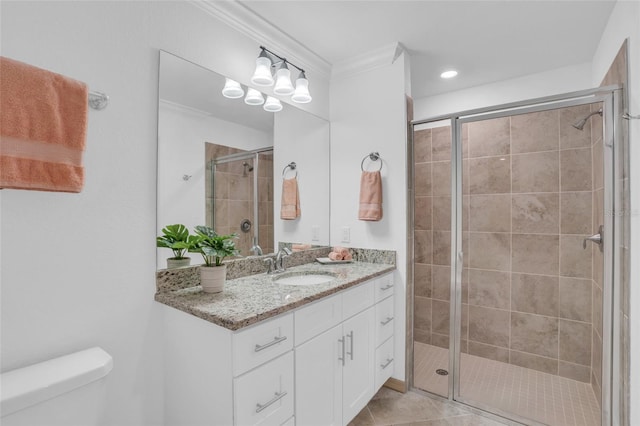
[190,0,332,80]
[332,42,406,80]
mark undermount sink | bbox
[274,272,336,286]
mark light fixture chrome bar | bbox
[260,45,305,74]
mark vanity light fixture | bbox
[221,78,244,98]
[251,49,274,86]
[250,46,312,104]
[244,88,265,106]
[263,96,283,112]
[440,70,458,79]
[291,71,312,104]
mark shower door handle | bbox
[583,225,603,252]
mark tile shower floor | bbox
[413,342,601,426]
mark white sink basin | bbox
[275,273,336,286]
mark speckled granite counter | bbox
[155,261,395,331]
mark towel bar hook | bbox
[88,91,109,110]
[361,152,383,172]
[282,162,298,178]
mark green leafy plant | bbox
[156,224,195,259]
[190,225,240,267]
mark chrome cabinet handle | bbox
[338,337,345,366]
[380,284,393,291]
[254,336,287,352]
[255,391,287,413]
[583,225,604,252]
[380,316,393,326]
[380,358,394,369]
[346,331,354,360]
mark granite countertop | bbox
[155,261,395,331]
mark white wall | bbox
[591,2,640,424]
[414,62,592,120]
[330,51,410,380]
[0,2,328,425]
[157,101,271,268]
[274,106,331,247]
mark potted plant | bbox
[190,225,240,293]
[157,224,194,269]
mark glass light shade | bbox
[221,78,244,99]
[263,96,283,112]
[251,56,274,86]
[273,65,295,96]
[291,77,312,103]
[244,88,264,106]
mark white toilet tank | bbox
[0,347,113,426]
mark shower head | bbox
[572,108,602,130]
[242,162,254,176]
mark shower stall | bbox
[410,87,624,426]
[206,144,274,256]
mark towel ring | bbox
[282,162,298,178]
[361,152,383,172]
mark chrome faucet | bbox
[275,247,293,272]
[250,237,263,256]
[263,247,293,274]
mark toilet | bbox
[1,347,113,426]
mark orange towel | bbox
[358,171,383,221]
[328,252,343,261]
[333,246,350,257]
[0,56,88,192]
[342,252,353,261]
[280,177,301,220]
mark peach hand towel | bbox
[292,243,312,252]
[358,171,383,221]
[280,177,301,220]
[328,252,343,261]
[0,56,88,192]
[333,246,350,257]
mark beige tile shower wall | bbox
[414,105,598,383]
[205,143,256,257]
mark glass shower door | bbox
[454,99,611,426]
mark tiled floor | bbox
[413,342,601,426]
[349,386,507,426]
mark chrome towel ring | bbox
[361,152,383,172]
[282,162,298,178]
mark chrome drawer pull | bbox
[346,331,354,361]
[380,316,394,326]
[380,284,393,291]
[255,391,287,413]
[254,336,287,352]
[338,337,346,366]
[380,358,394,369]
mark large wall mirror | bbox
[157,51,330,269]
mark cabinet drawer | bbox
[234,352,294,426]
[281,417,295,426]
[375,296,394,347]
[374,273,394,302]
[342,280,374,320]
[295,293,342,345]
[233,313,293,376]
[375,337,394,390]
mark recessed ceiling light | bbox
[440,70,458,79]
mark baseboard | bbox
[383,377,407,393]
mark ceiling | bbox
[239,0,616,99]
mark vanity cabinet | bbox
[162,272,394,426]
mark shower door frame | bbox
[211,146,274,255]
[410,85,623,426]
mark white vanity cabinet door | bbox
[342,307,375,425]
[295,293,343,346]
[295,324,343,426]
[234,351,294,426]
[375,295,394,347]
[375,337,394,390]
[374,273,394,302]
[281,417,295,426]
[233,313,293,376]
